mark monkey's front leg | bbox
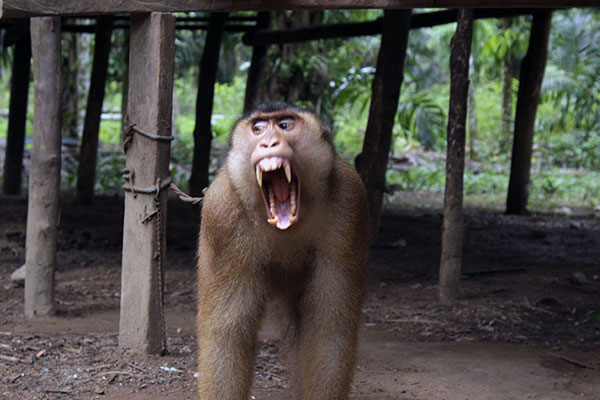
[196,273,266,400]
[296,260,364,400]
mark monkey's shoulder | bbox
[199,169,246,238]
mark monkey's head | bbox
[226,102,335,231]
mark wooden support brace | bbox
[357,9,412,238]
[2,20,30,195]
[119,12,175,355]
[506,10,552,215]
[24,16,62,317]
[439,8,474,306]
[76,16,113,205]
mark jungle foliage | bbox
[0,9,598,210]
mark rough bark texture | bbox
[439,8,474,306]
[357,9,411,238]
[119,13,175,354]
[189,12,227,197]
[2,20,31,195]
[76,16,113,205]
[506,10,552,215]
[0,0,592,18]
[243,11,270,113]
[24,17,62,318]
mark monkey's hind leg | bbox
[295,264,363,400]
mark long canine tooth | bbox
[284,165,292,183]
[268,216,278,226]
[256,167,263,187]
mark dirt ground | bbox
[1,193,599,400]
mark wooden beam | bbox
[24,16,62,317]
[243,8,540,46]
[243,11,271,113]
[189,12,227,197]
[119,12,175,355]
[506,10,552,215]
[357,9,411,238]
[0,0,595,18]
[2,20,30,195]
[439,8,474,306]
[76,16,113,205]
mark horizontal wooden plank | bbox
[0,0,596,19]
[243,8,539,45]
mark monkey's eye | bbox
[278,119,294,130]
[252,121,267,135]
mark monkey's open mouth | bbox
[255,157,299,230]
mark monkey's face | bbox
[249,113,300,230]
[228,107,333,231]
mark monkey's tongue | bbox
[267,176,297,230]
[270,172,291,202]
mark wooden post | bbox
[189,12,227,197]
[120,27,130,139]
[2,20,31,195]
[243,11,271,113]
[119,13,175,354]
[24,17,62,318]
[357,9,412,237]
[76,16,114,205]
[506,10,552,215]
[439,9,474,306]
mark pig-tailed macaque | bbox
[196,101,369,400]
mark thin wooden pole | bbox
[2,20,31,195]
[243,11,270,113]
[357,9,412,238]
[189,12,227,197]
[119,12,175,354]
[506,10,552,215]
[76,16,113,205]
[24,16,62,317]
[439,8,474,306]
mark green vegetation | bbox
[0,9,597,213]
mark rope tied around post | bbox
[122,120,174,154]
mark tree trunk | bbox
[243,11,271,113]
[25,17,62,318]
[506,10,552,215]
[357,9,412,238]
[439,8,474,306]
[189,12,227,197]
[119,13,175,355]
[2,21,31,195]
[76,16,113,205]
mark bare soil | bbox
[1,193,599,400]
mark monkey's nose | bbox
[260,138,280,149]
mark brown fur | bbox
[196,103,369,400]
